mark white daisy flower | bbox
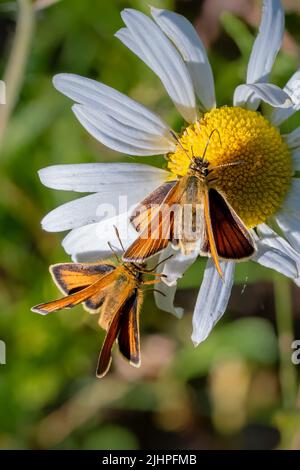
[40,0,300,345]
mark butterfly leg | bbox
[142,279,162,286]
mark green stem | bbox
[273,274,298,409]
[0,0,35,144]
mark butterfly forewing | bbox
[208,188,255,260]
[131,181,177,233]
[50,262,115,295]
[124,178,188,262]
[31,266,117,315]
[118,289,142,367]
[96,299,123,378]
[96,288,142,377]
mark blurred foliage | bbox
[0,0,300,450]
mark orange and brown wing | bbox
[96,289,141,377]
[118,289,142,367]
[31,268,117,315]
[124,179,186,262]
[207,188,255,261]
[50,262,115,295]
[131,181,177,232]
[97,267,135,331]
[96,302,123,378]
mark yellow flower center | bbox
[167,106,293,228]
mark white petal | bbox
[285,126,300,149]
[160,245,199,287]
[233,85,259,110]
[115,27,148,63]
[148,247,185,318]
[62,212,137,260]
[191,259,235,346]
[41,167,168,232]
[254,243,298,279]
[39,162,170,192]
[74,251,111,263]
[116,26,198,122]
[275,211,300,253]
[42,193,108,232]
[292,149,300,171]
[154,282,184,319]
[151,7,215,111]
[117,9,197,123]
[63,224,109,259]
[246,0,284,84]
[73,104,173,156]
[254,224,299,279]
[53,73,174,147]
[234,83,292,110]
[282,178,300,216]
[270,70,300,126]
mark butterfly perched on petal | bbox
[123,131,256,278]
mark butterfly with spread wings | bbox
[32,242,167,378]
[123,130,256,278]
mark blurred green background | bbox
[0,0,300,450]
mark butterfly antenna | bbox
[212,160,245,170]
[202,128,222,161]
[170,130,192,162]
[190,144,194,158]
[151,253,174,271]
[107,241,121,263]
[113,225,125,252]
[140,254,174,273]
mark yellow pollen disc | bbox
[167,106,293,228]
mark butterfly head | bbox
[189,157,210,180]
[122,261,145,280]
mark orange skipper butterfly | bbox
[123,130,256,277]
[32,233,168,377]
